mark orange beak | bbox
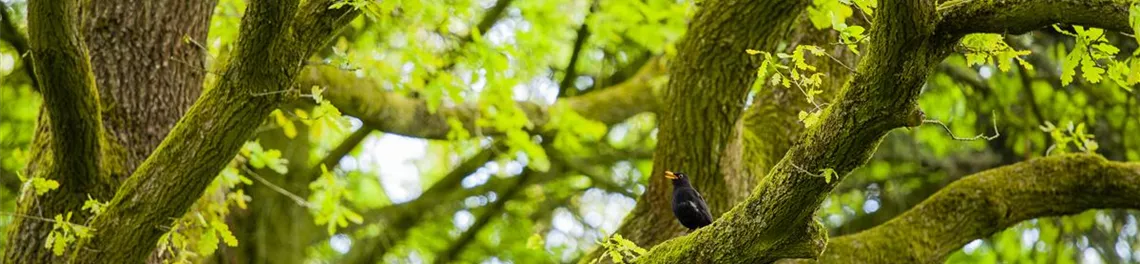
[664,171,678,180]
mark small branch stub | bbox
[906,109,926,128]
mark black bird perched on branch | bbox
[665,171,713,231]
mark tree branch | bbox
[633,0,1140,262]
[339,142,505,263]
[292,0,361,59]
[303,56,665,140]
[936,0,1132,36]
[304,127,373,181]
[436,168,536,263]
[557,1,595,98]
[0,1,37,89]
[810,154,1140,263]
[595,1,814,261]
[72,0,365,262]
[462,0,514,44]
[634,0,953,262]
[26,0,110,195]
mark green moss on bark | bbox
[790,154,1140,263]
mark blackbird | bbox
[665,171,713,231]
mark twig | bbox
[787,161,824,178]
[922,111,1001,141]
[0,211,65,224]
[239,166,312,208]
[820,51,856,72]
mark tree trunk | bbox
[602,0,810,254]
[82,0,217,176]
[4,0,215,262]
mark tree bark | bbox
[633,0,1138,262]
[82,0,217,177]
[4,0,365,262]
[603,0,811,255]
[5,0,109,261]
[795,154,1140,263]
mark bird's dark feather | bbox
[671,186,713,230]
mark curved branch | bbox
[292,0,361,58]
[73,0,363,262]
[436,168,535,263]
[303,56,665,140]
[810,154,1140,263]
[937,0,1132,36]
[304,127,373,181]
[0,1,36,89]
[26,0,109,193]
[635,0,953,262]
[557,1,594,98]
[339,142,504,263]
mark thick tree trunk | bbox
[82,0,217,176]
[3,1,216,263]
[603,0,810,255]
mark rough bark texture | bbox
[632,0,1138,262]
[636,0,954,262]
[603,0,811,256]
[792,154,1140,263]
[936,0,1131,35]
[82,0,217,177]
[0,0,363,262]
[71,0,305,261]
[4,0,110,262]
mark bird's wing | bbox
[677,189,714,224]
[694,192,714,222]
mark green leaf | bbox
[272,109,297,139]
[82,196,107,215]
[820,168,838,183]
[198,226,220,255]
[526,234,544,249]
[1131,3,1140,44]
[212,220,239,247]
[28,177,60,196]
[310,85,325,104]
[798,110,822,128]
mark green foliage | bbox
[1039,121,1099,155]
[21,175,60,196]
[595,234,647,264]
[750,45,831,128]
[959,34,1032,72]
[548,102,608,154]
[820,168,838,184]
[241,141,289,174]
[81,196,108,216]
[806,0,868,54]
[1054,25,1135,90]
[156,166,249,263]
[308,164,364,235]
[295,87,351,142]
[2,0,1136,263]
[44,212,92,256]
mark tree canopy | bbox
[0,0,1138,263]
